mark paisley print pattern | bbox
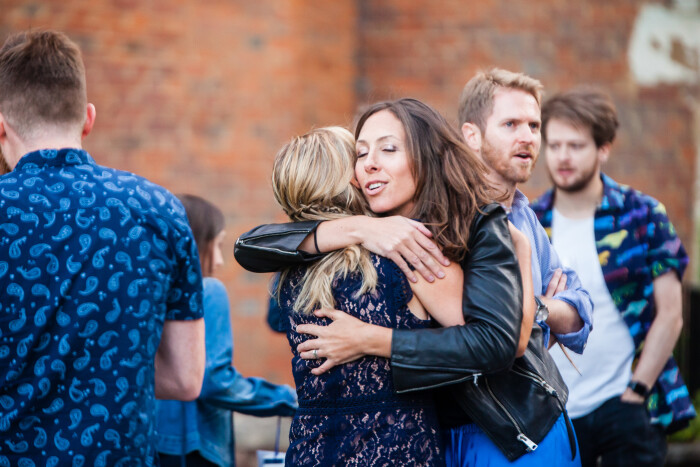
[532,173,696,433]
[0,149,203,465]
[281,255,444,466]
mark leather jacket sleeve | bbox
[390,204,523,392]
[233,220,323,272]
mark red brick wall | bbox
[1,0,695,385]
[355,0,694,249]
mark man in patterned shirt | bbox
[531,88,695,466]
[0,30,205,465]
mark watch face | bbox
[535,304,549,322]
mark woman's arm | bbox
[298,205,524,390]
[408,261,465,327]
[508,222,535,357]
[234,216,448,282]
[389,205,523,390]
[409,223,532,344]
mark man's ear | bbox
[0,111,8,145]
[598,143,611,164]
[0,112,18,171]
[461,122,482,153]
[82,103,96,139]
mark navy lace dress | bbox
[280,254,444,466]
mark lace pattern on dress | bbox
[281,254,443,466]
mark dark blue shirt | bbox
[0,148,203,465]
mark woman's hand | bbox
[354,216,450,283]
[307,216,449,283]
[296,308,392,375]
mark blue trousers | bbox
[445,413,581,466]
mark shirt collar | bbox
[599,172,625,211]
[14,148,94,171]
[508,188,529,213]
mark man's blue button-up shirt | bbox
[508,189,593,353]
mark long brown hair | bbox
[176,194,225,277]
[355,98,493,262]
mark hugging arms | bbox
[235,205,532,391]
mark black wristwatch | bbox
[627,380,651,399]
[534,296,549,322]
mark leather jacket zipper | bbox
[512,365,578,460]
[511,366,558,397]
[483,377,538,452]
[394,372,482,393]
[471,372,481,387]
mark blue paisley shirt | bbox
[0,148,204,466]
[532,173,696,433]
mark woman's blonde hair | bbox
[272,126,377,314]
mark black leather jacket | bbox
[234,204,575,461]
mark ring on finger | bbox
[313,349,318,359]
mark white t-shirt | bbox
[548,209,635,419]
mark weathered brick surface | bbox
[355,0,695,252]
[1,0,358,387]
[1,4,697,458]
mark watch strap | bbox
[627,380,651,398]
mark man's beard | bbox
[551,163,599,193]
[481,138,533,184]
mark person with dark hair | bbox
[531,88,696,466]
[235,98,579,465]
[156,194,297,467]
[0,30,205,465]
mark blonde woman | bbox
[271,126,468,466]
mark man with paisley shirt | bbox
[0,30,205,465]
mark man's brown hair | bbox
[541,88,619,148]
[458,68,544,132]
[0,30,86,139]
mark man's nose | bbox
[518,125,537,145]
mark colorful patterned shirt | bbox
[0,149,204,465]
[532,173,696,432]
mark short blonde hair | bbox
[272,126,377,314]
[458,68,544,132]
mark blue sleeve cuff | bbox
[536,320,551,348]
[550,294,592,354]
